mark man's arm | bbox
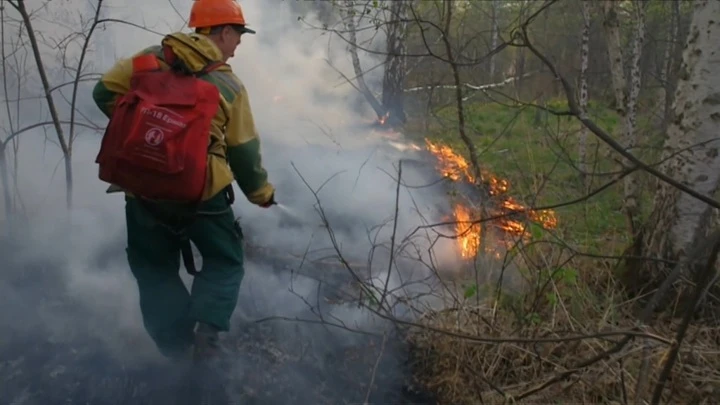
[92,46,159,117]
[92,57,134,118]
[225,84,275,206]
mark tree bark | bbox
[343,1,385,119]
[489,0,499,82]
[602,0,646,234]
[13,0,73,209]
[514,1,527,99]
[0,145,12,230]
[440,1,480,183]
[602,1,627,114]
[661,0,682,134]
[380,0,409,126]
[578,0,591,188]
[622,1,647,234]
[640,0,720,294]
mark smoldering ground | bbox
[0,1,486,403]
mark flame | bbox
[378,111,390,125]
[454,204,481,259]
[424,139,558,259]
[424,140,475,182]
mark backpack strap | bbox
[161,45,194,76]
[133,47,228,277]
[161,34,228,77]
[199,61,225,76]
[135,197,201,276]
[137,184,235,277]
[158,45,230,144]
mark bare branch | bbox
[517,17,720,210]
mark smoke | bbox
[0,0,456,402]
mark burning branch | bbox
[424,139,558,259]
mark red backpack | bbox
[95,45,224,203]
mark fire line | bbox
[424,139,558,259]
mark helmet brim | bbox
[234,25,256,35]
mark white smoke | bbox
[0,0,462,372]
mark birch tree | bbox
[335,0,411,127]
[380,0,410,125]
[602,0,647,234]
[1,2,17,226]
[9,0,73,209]
[340,1,386,121]
[577,0,591,187]
[3,0,108,211]
[660,0,682,133]
[513,0,529,99]
[642,0,720,285]
[488,0,500,82]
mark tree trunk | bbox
[602,0,646,234]
[0,145,12,232]
[440,1,480,183]
[489,0,499,82]
[602,1,627,114]
[13,0,73,209]
[637,0,720,299]
[343,1,385,120]
[661,0,682,134]
[380,0,409,126]
[1,1,19,218]
[621,1,647,234]
[514,1,527,99]
[578,0,591,188]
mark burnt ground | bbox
[0,236,438,405]
[0,136,476,405]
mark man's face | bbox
[216,25,242,62]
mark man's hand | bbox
[259,193,275,208]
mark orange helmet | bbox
[188,0,256,33]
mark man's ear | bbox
[222,25,235,39]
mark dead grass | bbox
[405,252,720,404]
[399,98,720,404]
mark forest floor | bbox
[0,245,437,405]
[399,99,720,404]
[2,98,718,405]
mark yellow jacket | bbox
[92,32,275,205]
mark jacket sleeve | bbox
[92,57,133,118]
[92,46,158,117]
[225,84,275,206]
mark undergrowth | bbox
[401,100,720,404]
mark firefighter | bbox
[91,0,275,364]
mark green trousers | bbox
[124,191,244,359]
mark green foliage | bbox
[416,99,629,254]
[463,283,478,299]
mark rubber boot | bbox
[184,323,233,404]
[193,322,230,367]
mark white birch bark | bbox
[578,0,591,186]
[661,0,682,133]
[489,0,499,82]
[602,1,627,116]
[622,1,647,228]
[649,0,720,258]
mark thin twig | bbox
[650,230,720,404]
[363,332,388,404]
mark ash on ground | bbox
[0,244,437,405]
[0,137,459,405]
